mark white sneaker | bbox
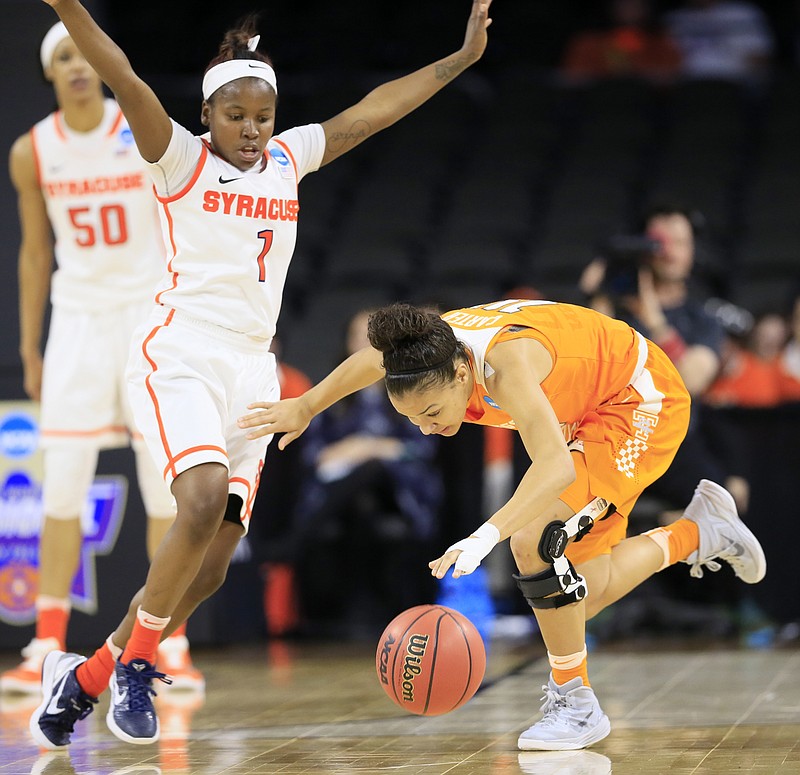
[682,479,766,584]
[517,676,611,751]
[518,750,612,774]
[156,634,205,692]
[0,637,60,695]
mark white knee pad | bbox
[42,447,99,519]
[134,446,176,518]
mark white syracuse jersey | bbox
[149,123,325,340]
[31,98,164,311]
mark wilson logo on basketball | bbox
[401,633,429,702]
[378,632,395,685]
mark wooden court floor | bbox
[1,637,799,774]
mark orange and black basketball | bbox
[375,604,486,716]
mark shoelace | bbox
[688,557,722,578]
[122,661,172,712]
[689,537,747,579]
[536,685,573,728]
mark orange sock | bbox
[549,646,590,687]
[35,597,70,650]
[646,519,700,569]
[75,636,120,698]
[122,607,170,665]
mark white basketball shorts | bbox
[40,301,154,450]
[126,306,278,532]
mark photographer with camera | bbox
[585,206,724,397]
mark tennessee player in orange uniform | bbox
[240,299,766,751]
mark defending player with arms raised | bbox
[239,299,766,751]
[32,0,494,751]
[3,22,202,699]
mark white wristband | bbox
[446,522,501,575]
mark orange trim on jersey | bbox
[153,144,207,304]
[249,460,264,518]
[107,107,124,137]
[154,202,179,305]
[141,308,178,479]
[233,456,264,524]
[229,476,253,524]
[155,142,208,204]
[271,138,299,190]
[40,425,129,438]
[30,125,44,189]
[166,445,228,480]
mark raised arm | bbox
[238,346,385,448]
[318,0,492,166]
[11,135,52,401]
[41,0,172,162]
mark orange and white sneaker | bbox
[157,635,205,693]
[0,637,60,695]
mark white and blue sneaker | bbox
[106,659,171,745]
[518,675,611,751]
[683,479,767,584]
[29,651,97,749]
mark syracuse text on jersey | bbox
[43,173,147,197]
[202,190,300,221]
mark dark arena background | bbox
[1,2,799,773]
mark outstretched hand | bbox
[429,547,467,579]
[429,523,501,579]
[461,0,493,63]
[237,396,314,449]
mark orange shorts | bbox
[560,340,691,566]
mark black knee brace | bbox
[515,497,615,610]
[513,557,587,610]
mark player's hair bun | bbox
[367,303,437,354]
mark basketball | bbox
[375,604,486,716]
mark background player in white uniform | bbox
[2,22,203,698]
[31,0,494,750]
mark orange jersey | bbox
[442,300,691,549]
[444,300,649,435]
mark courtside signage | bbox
[0,401,127,625]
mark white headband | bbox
[201,36,277,100]
[40,21,70,71]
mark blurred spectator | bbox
[561,0,682,83]
[750,310,790,361]
[778,293,800,403]
[664,0,775,85]
[704,306,785,409]
[291,309,444,636]
[276,341,313,403]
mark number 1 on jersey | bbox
[256,229,274,282]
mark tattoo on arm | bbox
[435,55,473,82]
[326,120,371,155]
